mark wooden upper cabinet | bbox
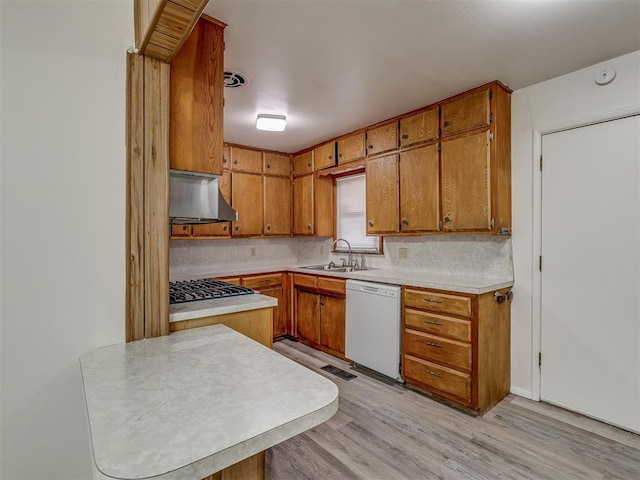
[232,172,263,236]
[170,17,224,175]
[222,144,231,169]
[400,108,438,148]
[441,131,491,231]
[293,174,314,235]
[264,176,292,235]
[366,154,399,234]
[399,145,440,232]
[441,88,491,137]
[231,146,263,174]
[293,151,314,176]
[192,169,232,237]
[314,142,336,170]
[366,121,398,156]
[314,174,334,238]
[337,132,365,164]
[264,152,291,177]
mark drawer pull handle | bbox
[424,297,443,304]
[424,369,442,378]
[425,320,443,326]
[259,279,270,284]
[425,341,442,348]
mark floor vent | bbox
[321,365,357,381]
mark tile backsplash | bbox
[170,235,513,281]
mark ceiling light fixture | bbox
[256,114,287,132]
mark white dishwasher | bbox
[345,279,402,381]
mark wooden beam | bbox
[143,56,170,338]
[135,0,217,63]
[126,53,145,342]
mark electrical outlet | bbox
[320,245,325,255]
[399,247,408,259]
[250,247,256,257]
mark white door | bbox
[541,115,640,433]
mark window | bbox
[335,173,380,253]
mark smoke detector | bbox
[224,70,247,88]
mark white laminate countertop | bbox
[80,324,339,480]
[172,264,514,295]
[169,293,277,323]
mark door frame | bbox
[531,104,640,401]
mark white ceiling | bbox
[203,0,640,153]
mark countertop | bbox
[169,293,277,323]
[173,263,514,295]
[80,324,339,480]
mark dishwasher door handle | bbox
[361,286,379,293]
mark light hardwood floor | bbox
[268,340,640,480]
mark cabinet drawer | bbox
[216,277,241,286]
[317,276,345,294]
[403,288,472,317]
[404,329,471,372]
[403,355,471,403]
[404,308,471,342]
[242,273,282,289]
[293,273,317,289]
[264,152,291,176]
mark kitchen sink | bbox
[301,264,375,273]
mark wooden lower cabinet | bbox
[401,285,511,414]
[294,275,346,358]
[241,273,288,340]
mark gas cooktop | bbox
[169,279,254,305]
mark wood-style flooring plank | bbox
[269,340,640,480]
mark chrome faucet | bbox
[331,238,353,267]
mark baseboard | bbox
[510,386,533,399]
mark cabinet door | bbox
[192,169,232,237]
[297,290,320,344]
[399,145,439,232]
[441,131,491,231]
[171,225,192,237]
[366,154,398,234]
[314,175,334,238]
[264,176,292,235]
[293,174,314,235]
[264,152,291,177]
[337,132,365,164]
[441,89,490,137]
[320,295,345,354]
[258,286,286,337]
[231,146,263,174]
[314,142,336,170]
[400,108,438,147]
[232,172,263,236]
[221,144,231,169]
[293,151,313,176]
[170,18,224,175]
[366,122,398,156]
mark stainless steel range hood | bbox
[169,169,237,225]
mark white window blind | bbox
[336,173,379,252]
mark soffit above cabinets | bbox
[204,0,640,153]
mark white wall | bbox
[510,50,640,398]
[0,1,132,478]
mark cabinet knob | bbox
[223,225,228,231]
[328,155,333,160]
[266,164,271,169]
[401,134,408,140]
[266,224,271,231]
[368,145,373,149]
[338,152,343,158]
[223,157,228,164]
[307,163,311,167]
[444,215,451,223]
[443,121,450,127]
[306,224,312,230]
[368,220,374,227]
[402,218,409,225]
[233,160,238,164]
[235,225,240,231]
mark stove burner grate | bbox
[169,279,255,305]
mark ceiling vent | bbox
[224,70,247,88]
